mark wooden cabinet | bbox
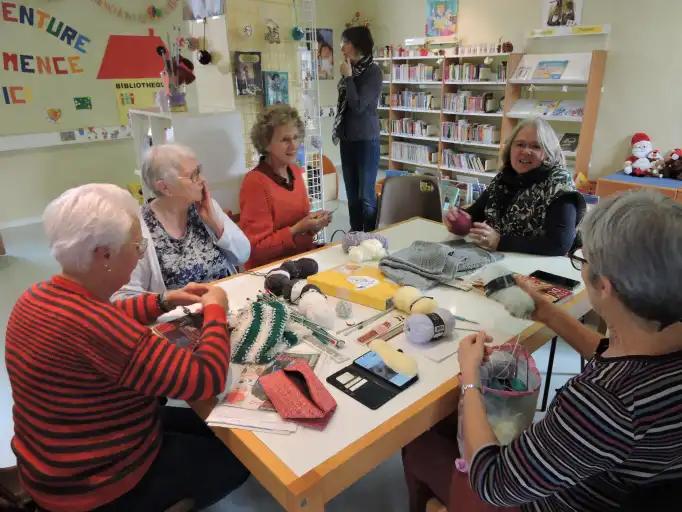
[596,173,682,202]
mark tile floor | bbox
[0,200,581,511]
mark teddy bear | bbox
[660,149,682,180]
[623,132,662,177]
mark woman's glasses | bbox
[178,164,203,184]
[569,247,588,271]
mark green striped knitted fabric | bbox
[231,300,298,364]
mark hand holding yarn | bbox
[444,207,472,236]
[392,286,438,314]
[481,264,535,319]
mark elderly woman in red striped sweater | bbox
[403,190,682,512]
[5,184,248,512]
[239,104,332,269]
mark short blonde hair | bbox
[501,118,566,170]
[250,105,305,155]
[43,184,139,273]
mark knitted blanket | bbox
[378,239,503,289]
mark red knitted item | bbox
[259,360,337,429]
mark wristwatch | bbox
[158,292,173,313]
[461,383,482,397]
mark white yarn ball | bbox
[361,239,387,259]
[298,291,335,330]
[481,264,535,319]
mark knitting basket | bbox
[455,342,541,472]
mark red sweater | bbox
[4,275,230,512]
[239,161,315,269]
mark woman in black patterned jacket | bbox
[444,118,585,256]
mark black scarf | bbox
[490,164,554,215]
[332,54,374,145]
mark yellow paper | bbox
[308,263,399,310]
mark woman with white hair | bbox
[115,143,250,299]
[444,118,585,256]
[404,190,682,511]
[5,184,249,511]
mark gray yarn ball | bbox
[335,300,353,319]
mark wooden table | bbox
[191,218,592,512]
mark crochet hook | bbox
[336,307,396,335]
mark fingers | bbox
[184,282,210,295]
[471,222,489,229]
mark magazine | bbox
[224,352,321,411]
[559,133,580,152]
[525,276,573,303]
[532,60,569,80]
[152,314,203,349]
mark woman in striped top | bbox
[403,190,682,511]
[5,184,248,512]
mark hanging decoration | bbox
[89,0,180,23]
[345,11,371,28]
[265,19,281,44]
[242,24,254,38]
[291,0,304,40]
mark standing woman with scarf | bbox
[333,26,383,232]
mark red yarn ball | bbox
[451,210,472,236]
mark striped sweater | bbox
[5,275,230,512]
[469,339,682,511]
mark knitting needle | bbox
[337,307,396,335]
[453,315,480,325]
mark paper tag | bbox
[347,276,378,290]
[426,313,446,339]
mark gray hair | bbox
[579,190,682,326]
[501,118,566,170]
[141,144,196,196]
[43,184,139,273]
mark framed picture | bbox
[263,71,289,106]
[234,51,262,96]
[425,0,458,37]
[317,28,334,80]
[541,0,583,27]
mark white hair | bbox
[580,190,682,326]
[501,118,566,169]
[43,184,139,273]
[141,144,196,196]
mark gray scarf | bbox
[332,54,374,145]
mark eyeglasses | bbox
[178,164,203,184]
[569,247,588,271]
[512,141,543,153]
[126,238,148,259]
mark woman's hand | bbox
[164,282,211,307]
[458,331,493,382]
[196,184,224,238]
[514,276,555,323]
[340,57,352,78]
[443,207,472,236]
[292,212,331,236]
[200,285,228,310]
[469,222,500,251]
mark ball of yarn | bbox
[368,339,418,377]
[264,269,291,296]
[281,258,319,279]
[349,245,370,263]
[287,279,308,303]
[298,290,335,330]
[362,238,387,259]
[404,308,456,344]
[481,264,534,319]
[392,286,439,314]
[410,296,438,315]
[335,300,353,319]
[451,210,473,236]
[341,231,389,254]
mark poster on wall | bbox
[263,72,289,106]
[541,0,583,27]
[114,79,164,125]
[317,29,334,80]
[425,0,458,37]
[234,51,263,96]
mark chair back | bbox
[376,175,442,229]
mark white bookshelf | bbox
[441,166,498,178]
[391,133,440,142]
[444,80,506,86]
[505,112,583,123]
[442,111,503,117]
[390,158,439,169]
[441,139,500,149]
[392,107,441,114]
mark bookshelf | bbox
[378,50,523,181]
[503,51,607,174]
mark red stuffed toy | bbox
[623,132,662,177]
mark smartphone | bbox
[353,351,418,390]
[529,270,580,290]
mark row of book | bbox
[441,149,497,172]
[444,62,507,82]
[391,141,439,164]
[443,91,495,113]
[390,118,438,137]
[392,64,442,82]
[390,91,440,110]
[441,120,500,144]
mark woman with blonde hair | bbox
[239,104,331,269]
[444,117,585,256]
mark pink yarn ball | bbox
[450,211,472,236]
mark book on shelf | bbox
[441,120,500,144]
[532,60,569,80]
[392,63,441,82]
[507,99,584,118]
[549,100,584,118]
[391,141,438,164]
[559,132,580,152]
[442,149,496,172]
[440,178,487,210]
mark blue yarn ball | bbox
[404,308,456,344]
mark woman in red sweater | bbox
[239,105,331,269]
[5,184,248,512]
